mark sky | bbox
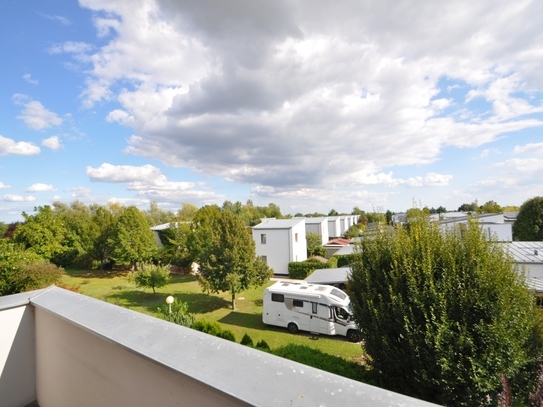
[1,0,543,223]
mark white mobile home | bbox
[327,216,341,238]
[304,217,329,245]
[252,218,307,276]
[263,280,361,342]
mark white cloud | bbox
[3,195,36,202]
[0,135,40,156]
[26,183,55,192]
[513,141,543,154]
[86,163,163,183]
[69,187,92,198]
[59,0,543,209]
[493,158,543,173]
[41,136,63,151]
[0,182,11,189]
[86,163,224,203]
[13,94,63,130]
[23,73,39,85]
[40,13,72,26]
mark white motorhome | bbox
[262,280,361,342]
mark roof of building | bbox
[304,217,328,224]
[503,242,543,264]
[252,218,305,230]
[304,267,351,285]
[333,245,355,255]
[324,238,350,246]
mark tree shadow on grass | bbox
[106,290,231,314]
[219,312,268,330]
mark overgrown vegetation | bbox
[349,215,543,406]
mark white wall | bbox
[253,224,307,275]
[327,218,341,238]
[0,305,36,407]
[305,219,329,245]
[482,223,512,242]
[34,309,244,407]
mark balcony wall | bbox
[1,286,439,407]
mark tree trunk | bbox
[231,293,236,310]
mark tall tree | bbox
[479,200,502,213]
[197,210,272,310]
[349,215,543,406]
[109,206,157,270]
[91,206,116,270]
[13,205,67,262]
[513,196,543,241]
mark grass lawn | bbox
[62,269,364,362]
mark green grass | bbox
[62,269,364,361]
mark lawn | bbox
[62,269,364,361]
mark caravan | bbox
[262,280,361,342]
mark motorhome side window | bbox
[293,299,303,307]
[271,293,284,302]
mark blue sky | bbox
[1,0,543,223]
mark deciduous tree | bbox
[128,262,170,295]
[109,206,157,270]
[197,210,272,310]
[513,197,543,241]
[349,215,543,406]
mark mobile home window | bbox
[261,234,267,244]
[311,302,318,314]
[271,293,284,303]
[293,299,303,308]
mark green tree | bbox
[348,215,543,406]
[306,232,325,257]
[197,211,272,310]
[157,222,192,267]
[90,206,116,270]
[145,200,176,226]
[513,197,543,241]
[13,205,67,262]
[128,262,170,295]
[186,205,222,262]
[479,200,502,213]
[0,239,61,296]
[177,202,199,221]
[110,206,157,270]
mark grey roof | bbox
[305,267,351,285]
[334,245,355,255]
[503,242,543,264]
[304,217,328,224]
[526,277,543,293]
[252,218,304,229]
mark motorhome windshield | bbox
[330,288,347,300]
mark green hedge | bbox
[333,254,354,267]
[288,259,331,279]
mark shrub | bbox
[192,318,236,342]
[271,344,373,383]
[240,333,254,347]
[288,259,331,279]
[255,339,270,350]
[333,254,354,267]
[349,215,543,406]
[128,262,170,295]
[156,298,195,328]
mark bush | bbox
[240,333,254,347]
[192,318,236,342]
[156,298,195,328]
[333,254,354,267]
[288,259,331,279]
[128,263,170,295]
[271,344,373,383]
[349,215,543,406]
[255,339,270,350]
[0,240,54,296]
